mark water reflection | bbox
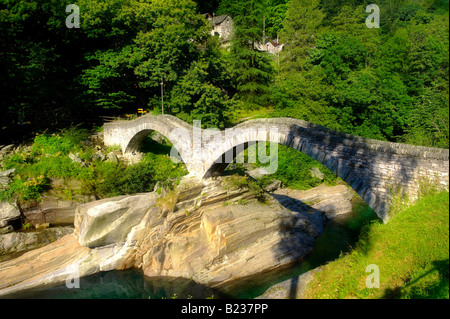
[2,269,229,299]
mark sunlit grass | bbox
[303,191,449,299]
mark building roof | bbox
[202,13,231,26]
[212,14,230,25]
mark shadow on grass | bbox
[382,259,449,299]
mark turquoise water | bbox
[3,269,228,299]
[3,200,378,299]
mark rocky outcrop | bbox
[256,268,322,299]
[0,234,110,296]
[0,227,74,260]
[0,202,21,235]
[133,199,320,292]
[22,196,81,226]
[74,192,158,248]
[0,168,16,189]
[0,202,21,229]
[0,176,355,297]
[21,179,96,227]
[273,185,354,220]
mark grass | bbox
[303,191,449,299]
[231,105,275,125]
[0,127,188,203]
[238,143,340,190]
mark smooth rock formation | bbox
[75,192,158,248]
[0,226,74,258]
[273,185,354,219]
[134,200,319,292]
[116,176,331,292]
[22,195,90,226]
[0,176,355,297]
[0,202,21,228]
[0,234,110,295]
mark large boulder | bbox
[22,195,93,227]
[0,227,74,258]
[136,200,321,292]
[0,202,21,228]
[273,185,354,220]
[74,192,158,248]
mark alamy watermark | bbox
[66,4,80,29]
[366,264,380,288]
[65,264,80,289]
[366,4,380,29]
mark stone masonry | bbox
[104,114,449,222]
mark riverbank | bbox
[0,175,358,298]
[299,191,449,299]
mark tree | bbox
[168,38,234,129]
[281,0,325,72]
[229,0,274,106]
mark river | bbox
[2,198,378,299]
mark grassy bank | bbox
[0,128,187,203]
[303,191,449,299]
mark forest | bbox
[0,0,449,149]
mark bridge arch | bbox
[103,114,191,165]
[202,125,383,220]
[104,115,449,223]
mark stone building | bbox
[202,13,284,54]
[256,41,285,55]
[203,13,234,45]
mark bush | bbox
[1,127,188,202]
[0,175,50,202]
[89,152,188,199]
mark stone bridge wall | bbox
[104,115,449,222]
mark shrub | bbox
[0,175,50,202]
[1,127,188,202]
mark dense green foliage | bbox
[0,128,187,202]
[1,0,448,147]
[304,190,449,299]
[229,0,274,106]
[248,143,340,189]
[273,0,449,147]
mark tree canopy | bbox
[0,0,448,148]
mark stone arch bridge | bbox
[104,114,449,222]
